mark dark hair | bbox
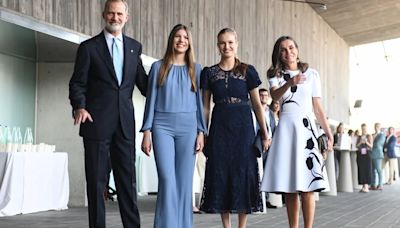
[259,88,268,93]
[267,36,309,79]
[348,129,353,136]
[217,28,248,76]
[159,24,197,91]
[336,122,344,133]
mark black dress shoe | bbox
[266,202,277,209]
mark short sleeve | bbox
[200,67,210,90]
[246,65,262,90]
[268,77,280,88]
[311,69,322,98]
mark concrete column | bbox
[37,63,86,206]
[337,150,353,192]
[321,151,337,196]
[314,192,319,201]
[350,151,361,190]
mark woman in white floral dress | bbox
[261,36,333,228]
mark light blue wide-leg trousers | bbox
[152,112,197,228]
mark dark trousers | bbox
[263,152,270,201]
[83,123,140,228]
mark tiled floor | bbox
[1,181,399,228]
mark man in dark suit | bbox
[69,0,147,227]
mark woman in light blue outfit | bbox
[370,123,385,190]
[140,24,207,228]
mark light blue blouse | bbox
[141,60,207,133]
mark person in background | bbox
[258,88,277,209]
[397,136,400,180]
[370,123,385,190]
[383,127,398,185]
[258,89,276,153]
[348,129,360,189]
[259,89,276,135]
[356,123,373,193]
[333,122,345,180]
[140,24,206,228]
[261,36,333,228]
[200,28,270,228]
[269,99,284,205]
[269,99,281,125]
[349,129,359,152]
[69,0,147,227]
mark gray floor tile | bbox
[0,182,399,227]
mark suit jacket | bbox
[268,109,276,136]
[385,135,397,158]
[255,108,276,137]
[370,132,385,159]
[69,32,147,140]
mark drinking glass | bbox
[0,125,5,151]
[23,127,34,152]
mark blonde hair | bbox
[217,28,248,76]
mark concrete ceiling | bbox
[307,0,400,46]
[37,32,78,62]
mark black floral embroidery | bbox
[208,65,247,104]
[208,65,246,84]
[302,117,318,140]
[280,72,299,106]
[303,117,326,188]
[283,73,297,93]
[306,157,313,169]
[306,138,314,150]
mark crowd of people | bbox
[66,1,400,228]
[334,122,400,194]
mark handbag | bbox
[317,133,328,160]
[253,130,263,158]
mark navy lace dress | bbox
[199,64,262,214]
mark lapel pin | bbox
[130,49,133,53]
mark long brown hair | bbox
[217,28,248,76]
[267,36,308,79]
[158,24,197,91]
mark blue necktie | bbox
[112,38,123,86]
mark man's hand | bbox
[73,108,93,125]
[141,131,152,156]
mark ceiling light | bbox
[282,0,327,10]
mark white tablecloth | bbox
[0,152,69,216]
[136,153,158,194]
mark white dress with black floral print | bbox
[261,68,330,193]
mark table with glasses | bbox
[0,151,69,216]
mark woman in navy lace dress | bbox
[200,28,270,228]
